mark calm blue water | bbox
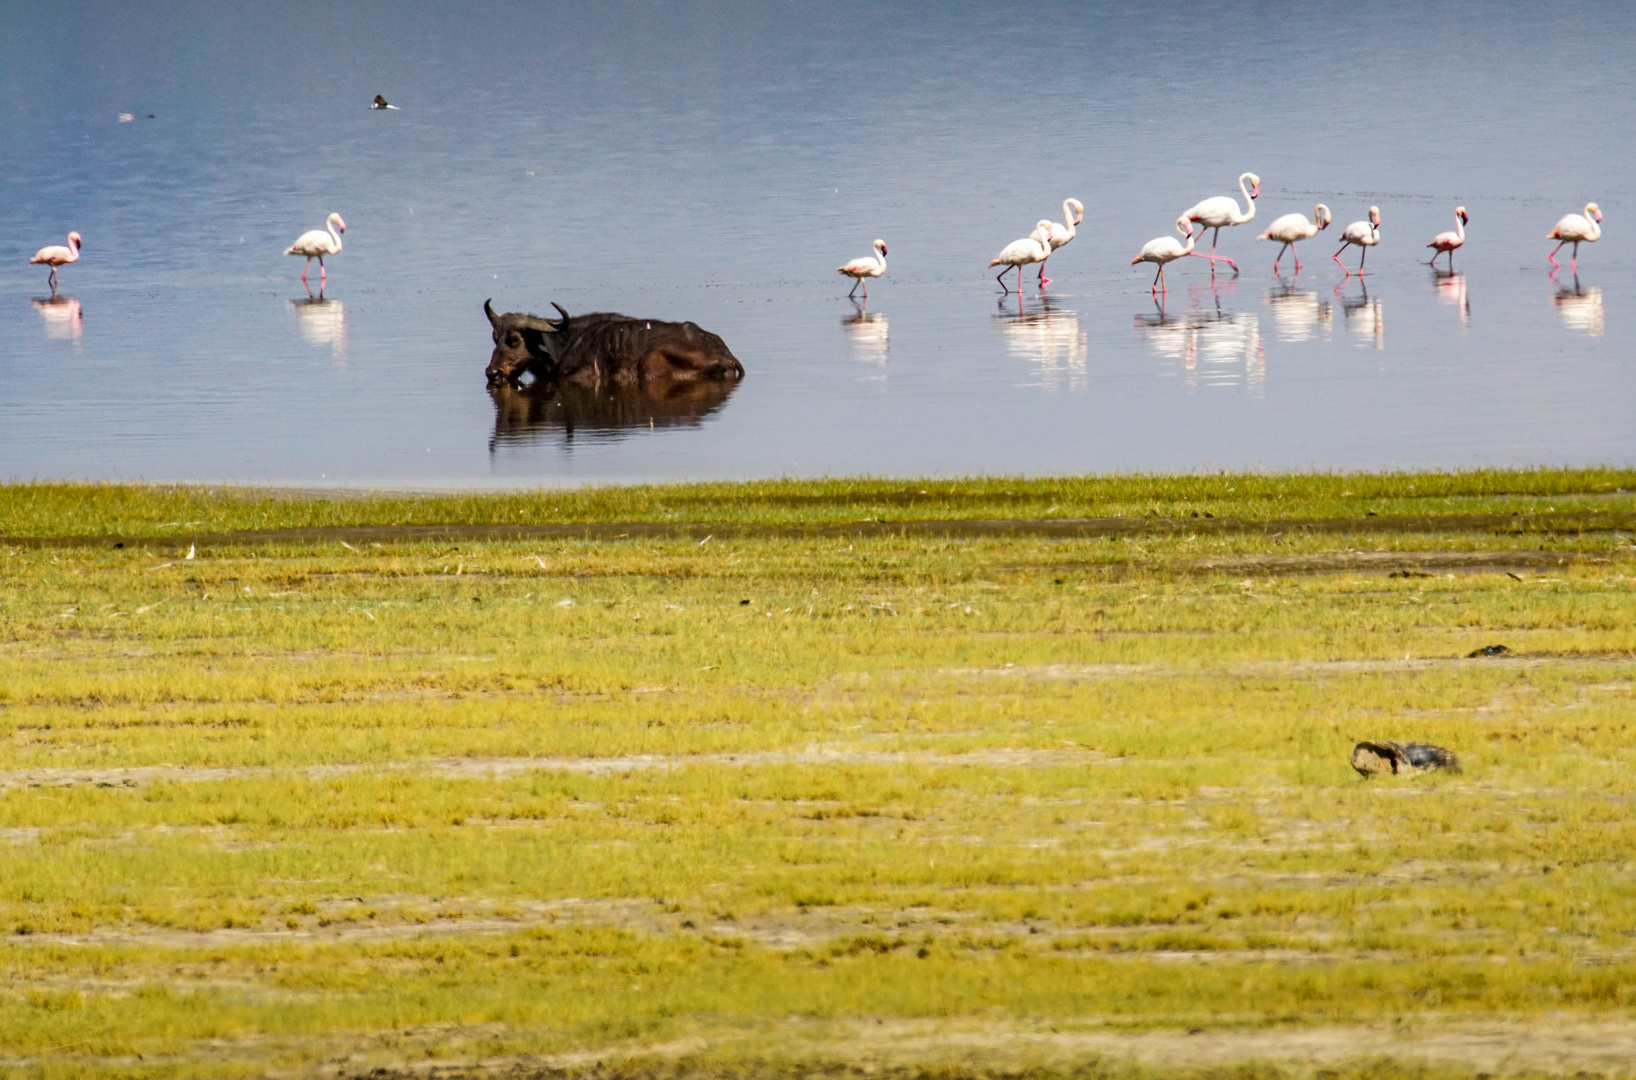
[1,1,1632,486]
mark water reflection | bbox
[841,302,889,367]
[288,295,347,359]
[1264,281,1332,343]
[1554,279,1604,337]
[1134,295,1264,392]
[30,296,82,346]
[996,293,1086,392]
[1433,270,1471,325]
[488,379,739,449]
[1335,281,1384,350]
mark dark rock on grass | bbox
[1468,644,1512,657]
[1351,740,1462,777]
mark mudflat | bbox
[3,472,1636,1079]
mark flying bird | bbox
[372,95,398,110]
[837,239,887,299]
[1546,202,1602,274]
[284,213,346,286]
[1181,172,1261,271]
[1333,206,1381,276]
[29,231,82,290]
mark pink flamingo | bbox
[29,231,82,291]
[1130,216,1198,296]
[1257,204,1331,275]
[284,213,345,287]
[989,221,1053,293]
[837,239,887,299]
[1333,206,1381,276]
[1426,206,1467,269]
[1033,198,1083,285]
[1547,202,1602,274]
[1181,172,1260,272]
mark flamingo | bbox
[285,212,346,286]
[1181,172,1261,272]
[1257,204,1331,274]
[990,221,1054,293]
[1547,202,1602,274]
[29,231,82,290]
[1032,197,1083,285]
[1130,216,1198,295]
[1333,206,1381,276]
[837,239,887,299]
[1426,206,1467,269]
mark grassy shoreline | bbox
[3,472,1635,1078]
[3,467,1635,537]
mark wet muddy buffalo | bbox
[484,300,744,386]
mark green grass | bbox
[3,467,1636,536]
[2,472,1636,1078]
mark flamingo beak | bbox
[1252,185,1260,199]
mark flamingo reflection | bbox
[1433,270,1470,325]
[31,295,83,345]
[1264,281,1332,343]
[996,293,1086,392]
[1134,293,1263,391]
[1335,281,1384,349]
[1554,278,1604,337]
[288,294,347,359]
[841,301,889,366]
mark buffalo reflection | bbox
[996,293,1086,392]
[1134,298,1263,391]
[841,303,889,366]
[288,295,347,358]
[489,379,739,449]
[31,296,82,345]
[1264,282,1331,342]
[1433,270,1470,325]
[1554,278,1604,337]
[1335,281,1384,349]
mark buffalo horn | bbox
[550,302,571,327]
[484,298,499,328]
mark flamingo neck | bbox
[328,221,343,252]
[1237,175,1256,223]
[1584,205,1602,241]
[1060,200,1076,241]
[874,246,886,272]
[1454,211,1464,242]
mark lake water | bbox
[2,1,1633,486]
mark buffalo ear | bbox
[484,299,500,329]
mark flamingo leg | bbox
[996,267,1012,293]
[847,278,859,298]
[1016,266,1024,292]
[1210,227,1239,273]
[862,279,868,300]
[1272,244,1288,275]
[318,256,326,282]
[1359,246,1367,273]
[1572,241,1580,274]
[1548,242,1563,269]
[300,257,310,284]
[1292,245,1301,273]
[1333,245,1349,276]
[1038,257,1050,286]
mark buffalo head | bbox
[484,299,570,384]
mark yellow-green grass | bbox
[3,473,1636,1078]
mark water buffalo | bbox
[488,378,739,449]
[484,300,744,386]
